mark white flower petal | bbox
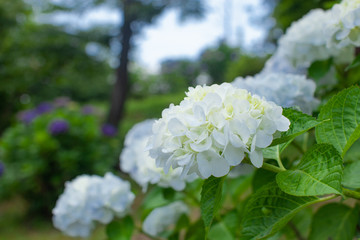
[197,150,230,178]
[249,149,264,168]
[223,144,245,166]
[168,118,187,136]
[276,116,291,132]
[212,129,227,147]
[190,137,212,152]
[254,131,273,148]
[229,119,250,143]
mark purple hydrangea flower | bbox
[48,119,70,135]
[0,161,4,177]
[82,105,94,115]
[36,102,53,114]
[54,97,71,108]
[101,124,117,137]
[17,110,38,124]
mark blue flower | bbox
[48,119,70,135]
[82,105,94,115]
[53,97,71,108]
[17,110,38,124]
[36,102,53,114]
[0,161,4,177]
[101,124,117,137]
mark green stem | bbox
[342,187,360,200]
[274,145,286,170]
[262,162,286,173]
[302,132,309,152]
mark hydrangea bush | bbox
[0,100,120,216]
[51,0,360,239]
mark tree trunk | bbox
[107,5,133,126]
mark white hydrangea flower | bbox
[278,8,354,68]
[142,201,189,237]
[120,119,196,192]
[232,73,319,114]
[52,173,135,238]
[262,52,339,90]
[261,51,307,75]
[327,0,360,47]
[148,83,290,179]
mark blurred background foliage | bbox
[0,100,119,217]
[0,0,345,238]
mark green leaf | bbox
[276,144,343,196]
[309,203,359,240]
[106,216,134,240]
[222,210,241,237]
[308,58,333,80]
[345,54,360,71]
[185,219,205,240]
[175,213,190,231]
[209,222,234,240]
[323,1,341,9]
[280,208,313,239]
[343,139,360,162]
[252,168,276,193]
[241,182,325,240]
[342,161,360,188]
[200,176,225,234]
[316,86,360,157]
[225,174,252,203]
[289,208,313,239]
[162,187,176,201]
[263,141,291,161]
[207,211,241,240]
[270,108,321,147]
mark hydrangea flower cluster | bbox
[261,51,307,75]
[48,119,70,135]
[120,119,195,191]
[36,102,53,114]
[52,173,135,238]
[232,73,319,114]
[0,161,4,177]
[327,0,360,47]
[101,123,118,137]
[148,83,290,179]
[142,201,189,237]
[277,9,354,68]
